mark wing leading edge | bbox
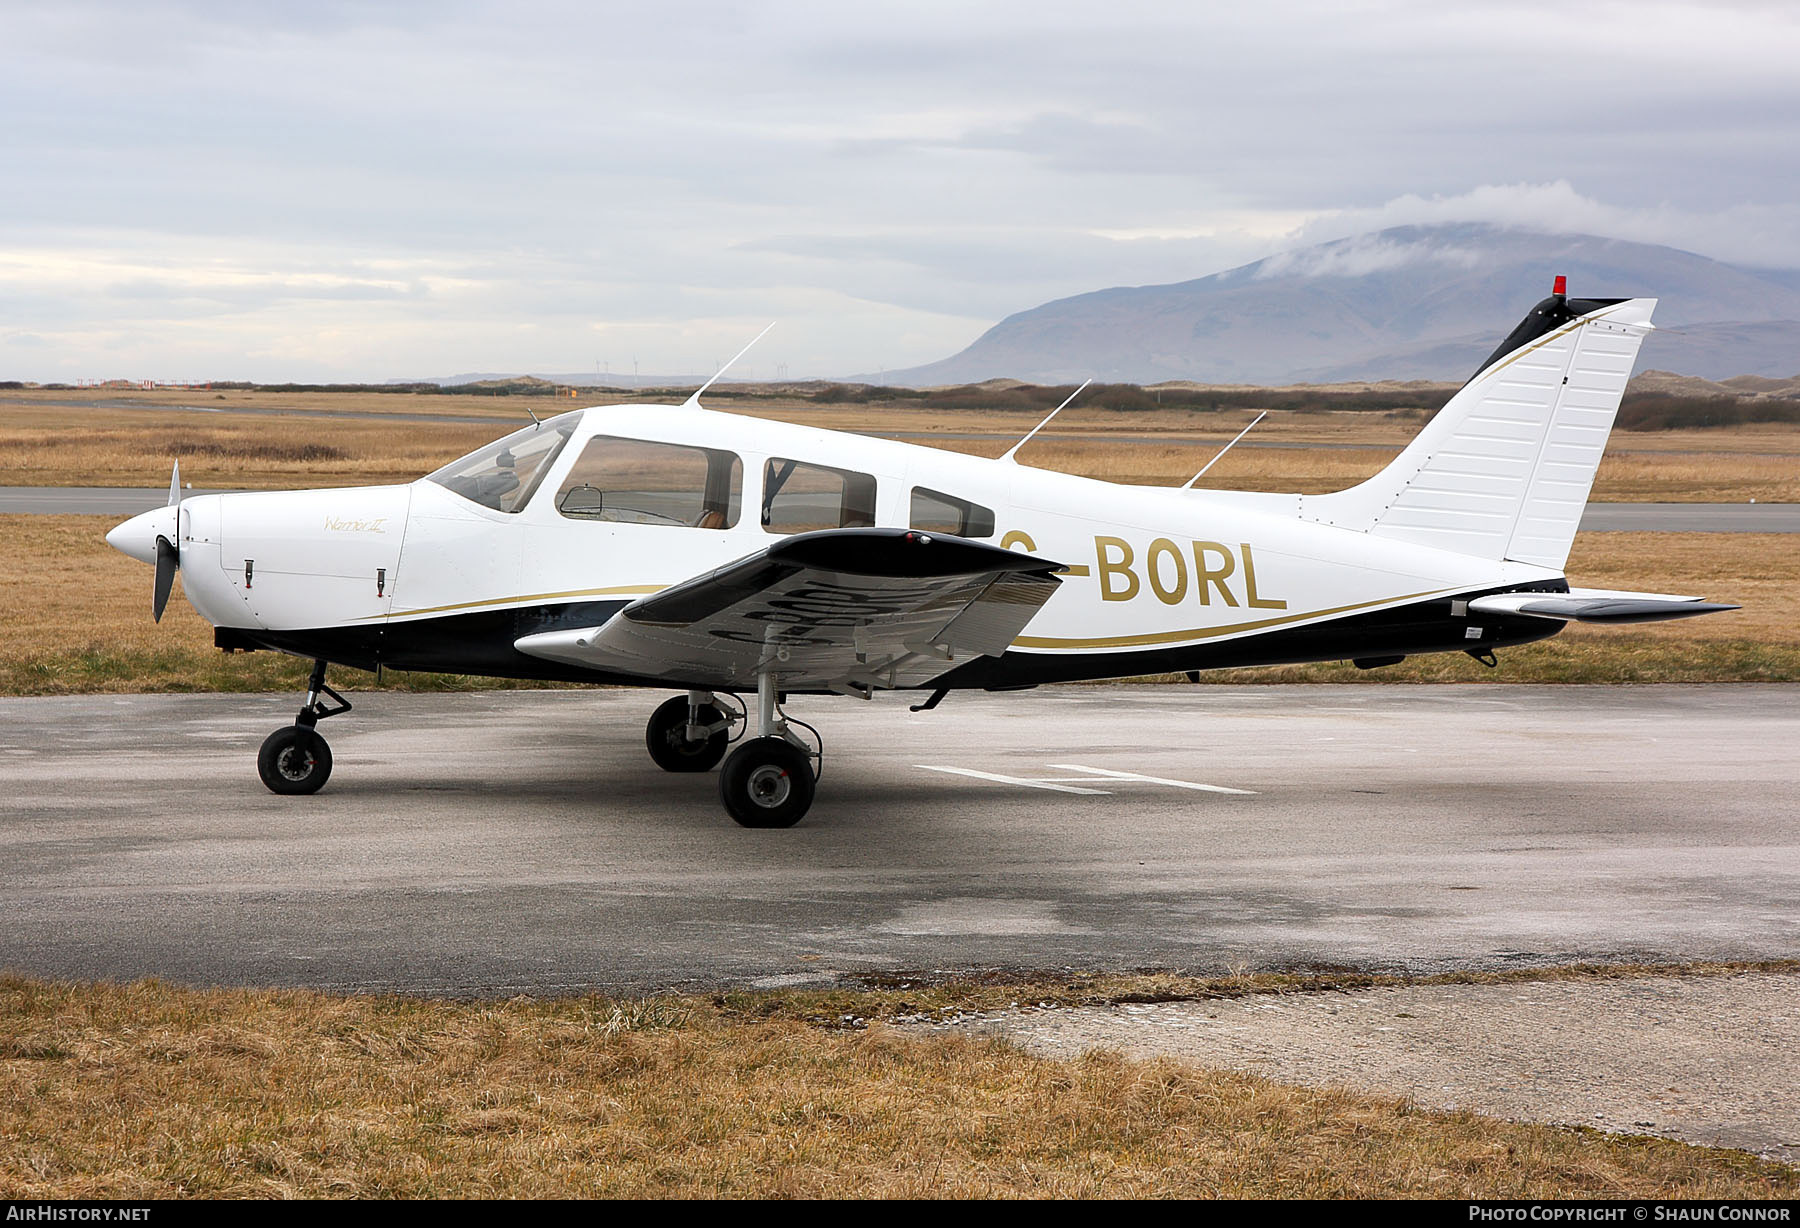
[514,528,1063,693]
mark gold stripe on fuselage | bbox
[1009,587,1458,651]
[362,584,665,623]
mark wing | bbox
[1467,587,1740,624]
[514,528,1063,693]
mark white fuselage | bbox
[113,403,1565,684]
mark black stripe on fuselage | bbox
[214,583,1569,691]
[219,599,642,684]
[936,587,1566,689]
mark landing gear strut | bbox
[645,692,734,772]
[257,659,350,796]
[718,672,818,828]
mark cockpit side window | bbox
[554,436,743,528]
[762,458,877,533]
[909,487,995,538]
[426,415,578,513]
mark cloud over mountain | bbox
[874,225,1800,385]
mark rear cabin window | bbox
[762,458,877,533]
[554,436,742,528]
[909,487,995,538]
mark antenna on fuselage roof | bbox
[1000,378,1092,464]
[1182,410,1267,489]
[524,404,541,428]
[682,322,776,409]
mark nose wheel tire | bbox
[719,736,814,828]
[258,727,333,795]
[646,696,730,772]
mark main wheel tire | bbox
[719,736,815,828]
[257,726,332,795]
[645,696,730,772]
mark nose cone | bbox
[106,505,177,566]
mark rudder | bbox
[1301,288,1656,571]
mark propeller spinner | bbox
[101,460,194,622]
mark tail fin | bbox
[1301,286,1656,570]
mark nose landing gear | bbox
[257,659,351,796]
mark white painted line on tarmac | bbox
[917,763,1257,797]
[1050,764,1257,795]
[915,766,1109,795]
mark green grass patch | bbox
[714,960,1800,1028]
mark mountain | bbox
[876,224,1800,385]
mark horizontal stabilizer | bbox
[1467,587,1739,624]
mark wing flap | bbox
[515,528,1062,690]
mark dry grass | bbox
[0,516,553,695]
[0,409,502,490]
[5,388,1799,500]
[4,517,1794,694]
[991,424,1800,501]
[1583,451,1800,504]
[2,972,1794,1199]
[1188,531,1800,685]
[4,395,1793,693]
[1007,439,1409,492]
[2,386,556,422]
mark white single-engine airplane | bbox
[108,280,1737,826]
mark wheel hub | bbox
[746,764,791,808]
[276,745,315,780]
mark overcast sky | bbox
[3,0,1798,381]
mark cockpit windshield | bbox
[426,412,580,513]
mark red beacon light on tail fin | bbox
[1553,275,1567,296]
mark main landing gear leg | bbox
[645,690,734,772]
[718,671,818,828]
[257,659,351,795]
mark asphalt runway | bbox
[2,684,1795,996]
[1577,502,1800,532]
[4,484,1796,531]
[3,486,237,514]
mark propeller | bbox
[152,460,181,623]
